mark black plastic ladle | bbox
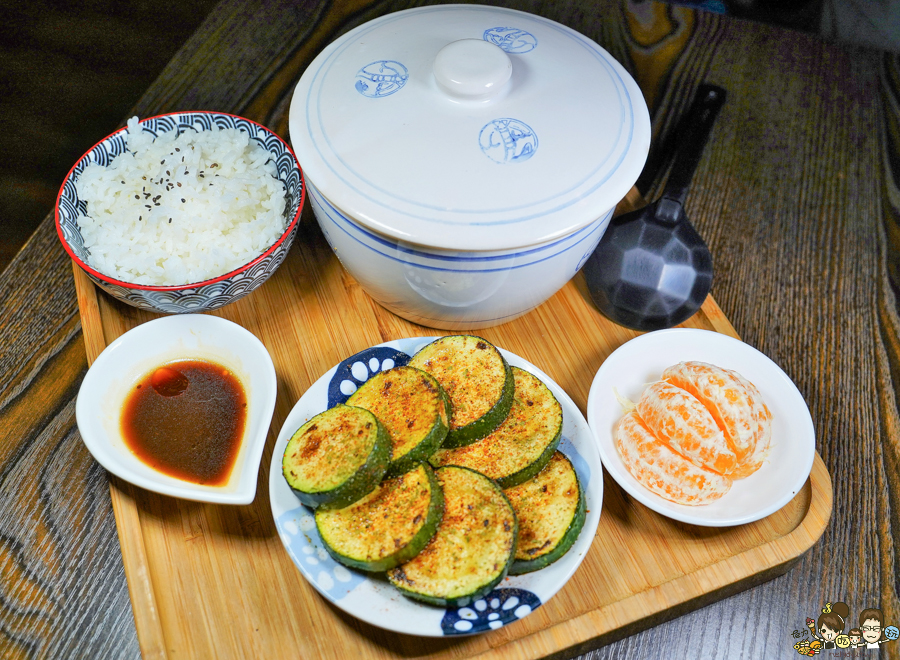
[584,84,726,331]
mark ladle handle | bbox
[661,84,727,207]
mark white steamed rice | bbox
[75,116,288,286]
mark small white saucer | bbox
[76,314,277,505]
[587,328,815,527]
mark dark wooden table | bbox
[1,1,897,658]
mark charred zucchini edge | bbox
[507,455,586,575]
[386,466,518,607]
[282,404,391,510]
[347,367,451,477]
[409,335,515,449]
[316,462,444,572]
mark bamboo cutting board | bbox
[73,188,832,660]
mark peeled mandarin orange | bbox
[613,362,773,504]
[661,361,761,462]
[614,410,732,505]
[636,380,738,475]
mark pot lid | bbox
[289,4,650,251]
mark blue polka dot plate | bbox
[268,337,603,637]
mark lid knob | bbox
[433,39,512,101]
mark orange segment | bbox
[614,411,732,505]
[637,380,738,475]
[728,376,773,478]
[661,361,761,462]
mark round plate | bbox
[269,337,602,636]
[586,328,815,527]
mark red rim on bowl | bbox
[55,111,306,291]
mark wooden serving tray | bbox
[73,188,832,660]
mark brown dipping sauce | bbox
[121,359,247,486]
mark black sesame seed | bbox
[134,195,140,199]
[175,148,180,152]
[166,170,170,176]
[168,218,172,223]
[177,182,182,187]
[181,198,185,203]
[160,160,165,164]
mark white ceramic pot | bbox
[290,4,650,329]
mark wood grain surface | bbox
[71,179,832,659]
[0,1,897,659]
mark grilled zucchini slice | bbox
[282,404,390,510]
[408,335,514,448]
[315,462,444,572]
[386,466,517,607]
[430,367,563,488]
[346,366,450,477]
[504,451,585,575]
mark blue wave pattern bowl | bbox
[56,111,305,314]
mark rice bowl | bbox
[77,116,288,286]
[56,111,305,314]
